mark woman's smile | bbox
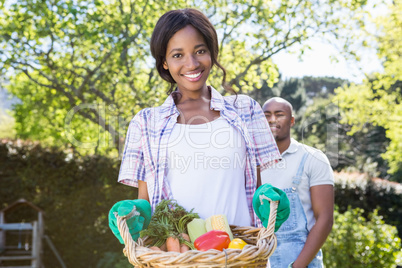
[183,70,203,81]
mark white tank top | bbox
[166,117,251,226]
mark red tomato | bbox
[194,230,231,251]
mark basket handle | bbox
[256,196,278,248]
[116,214,143,267]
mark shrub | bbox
[0,139,136,268]
[334,174,402,238]
[323,207,401,268]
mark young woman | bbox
[118,8,281,228]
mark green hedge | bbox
[0,140,134,268]
[334,175,402,238]
[1,140,401,267]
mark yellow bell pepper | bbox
[228,238,248,249]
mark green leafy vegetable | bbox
[140,199,199,250]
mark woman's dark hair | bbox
[150,8,231,95]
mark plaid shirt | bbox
[118,86,281,227]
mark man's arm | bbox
[292,184,334,268]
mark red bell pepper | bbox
[194,230,231,251]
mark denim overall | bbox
[269,153,324,268]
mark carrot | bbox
[180,244,189,253]
[160,242,167,252]
[175,213,197,252]
[180,233,191,252]
[166,236,181,252]
[149,246,162,251]
[181,233,190,242]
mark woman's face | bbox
[163,25,212,94]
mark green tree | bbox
[0,0,369,155]
[335,0,402,177]
[252,74,393,179]
[250,75,348,114]
[298,96,392,179]
[250,75,307,114]
[0,112,15,138]
[302,76,349,97]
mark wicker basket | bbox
[116,200,278,268]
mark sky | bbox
[271,0,389,84]
[271,39,383,84]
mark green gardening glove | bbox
[253,184,290,232]
[108,199,152,244]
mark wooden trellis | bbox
[0,198,44,268]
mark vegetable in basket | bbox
[194,230,231,251]
[142,210,180,252]
[228,238,248,250]
[108,199,152,244]
[175,213,198,252]
[205,214,234,240]
[140,199,199,252]
[187,218,207,243]
[252,183,290,232]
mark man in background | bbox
[261,97,334,268]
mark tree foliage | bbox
[301,76,349,97]
[0,0,368,155]
[335,0,402,176]
[252,73,396,180]
[298,96,395,180]
[0,112,15,139]
[250,75,307,114]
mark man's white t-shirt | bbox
[261,138,334,231]
[166,117,252,227]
